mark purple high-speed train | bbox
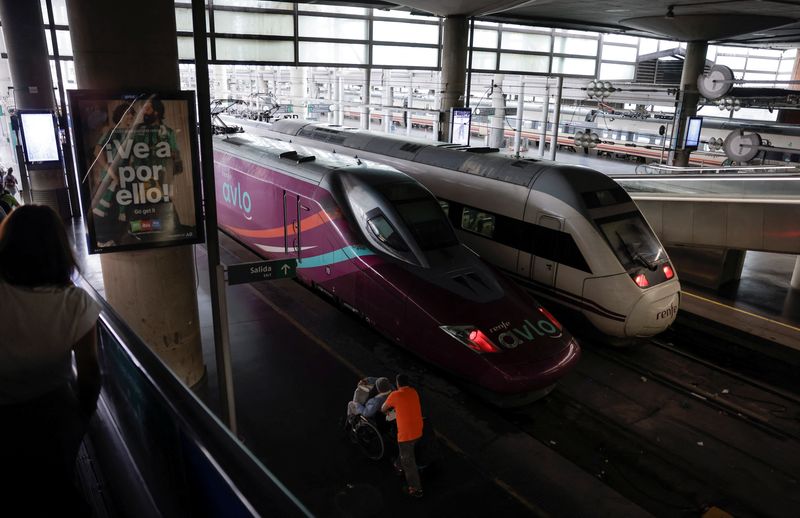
[214,133,580,400]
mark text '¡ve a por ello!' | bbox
[105,139,174,206]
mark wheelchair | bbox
[344,413,387,461]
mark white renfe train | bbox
[243,119,681,341]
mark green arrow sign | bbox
[227,258,297,285]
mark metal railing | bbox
[634,163,800,175]
[81,278,313,517]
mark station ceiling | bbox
[356,0,800,47]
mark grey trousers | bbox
[398,438,422,491]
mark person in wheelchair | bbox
[347,376,394,420]
[345,377,395,461]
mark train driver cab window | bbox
[367,214,410,252]
[377,182,458,251]
[461,207,496,238]
[597,212,664,272]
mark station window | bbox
[461,207,495,238]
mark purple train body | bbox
[214,133,580,398]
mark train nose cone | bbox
[625,282,681,337]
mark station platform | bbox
[680,251,800,352]
[67,212,798,515]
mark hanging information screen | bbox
[69,90,204,254]
[18,110,62,167]
[451,107,472,146]
[684,116,703,149]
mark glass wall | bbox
[11,0,797,155]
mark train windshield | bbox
[378,182,458,251]
[597,212,664,272]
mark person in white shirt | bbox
[0,204,101,515]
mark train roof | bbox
[272,120,627,213]
[214,132,410,188]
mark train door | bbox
[283,191,310,259]
[532,214,563,287]
[516,246,532,279]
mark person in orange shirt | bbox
[381,373,424,497]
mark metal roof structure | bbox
[345,0,800,47]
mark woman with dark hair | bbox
[0,205,101,515]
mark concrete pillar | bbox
[0,0,71,216]
[337,75,344,126]
[259,74,269,96]
[382,71,393,134]
[439,15,468,143]
[360,69,370,130]
[66,0,204,387]
[0,53,12,168]
[488,74,506,149]
[548,76,564,161]
[406,75,413,136]
[671,41,708,167]
[781,55,800,285]
[513,79,524,157]
[327,71,334,123]
[538,84,550,157]
[777,52,800,124]
[290,66,305,116]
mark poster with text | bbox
[69,91,204,254]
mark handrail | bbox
[78,277,313,517]
[634,163,800,175]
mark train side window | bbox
[557,233,591,273]
[461,207,495,238]
[367,215,409,252]
[529,224,591,273]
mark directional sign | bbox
[473,107,517,116]
[308,103,334,113]
[227,258,297,285]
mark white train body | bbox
[245,118,682,339]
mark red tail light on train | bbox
[468,329,500,353]
[441,325,502,353]
[538,306,562,331]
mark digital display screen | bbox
[684,116,703,148]
[19,112,61,164]
[451,107,472,146]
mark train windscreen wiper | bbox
[616,231,657,270]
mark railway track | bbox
[590,338,800,442]
[504,335,800,518]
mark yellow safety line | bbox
[244,282,548,515]
[683,291,800,333]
